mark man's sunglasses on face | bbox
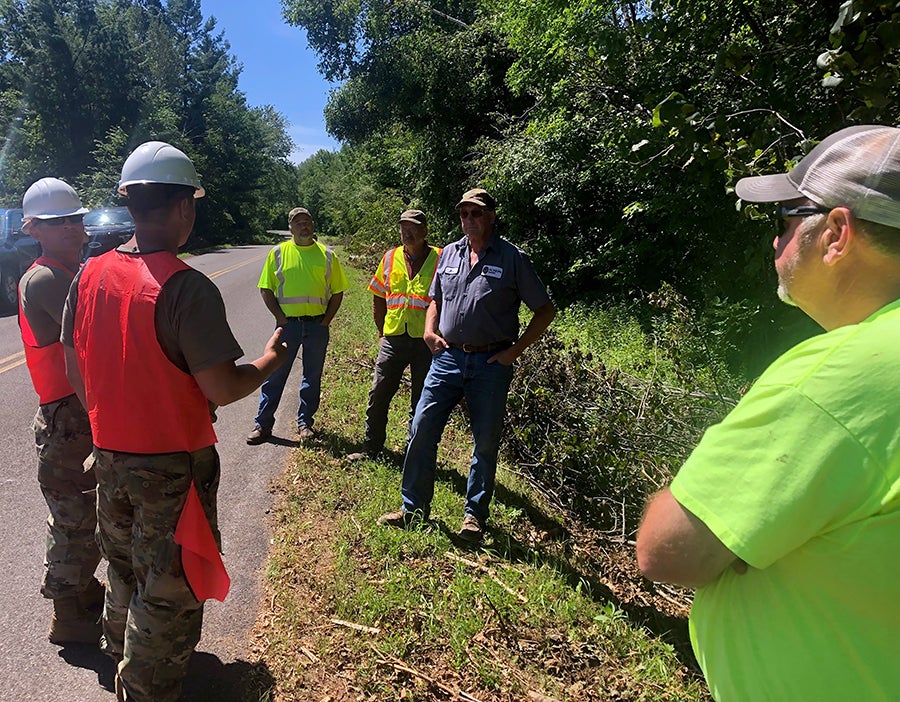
[459,208,484,220]
[41,215,85,226]
[775,205,832,219]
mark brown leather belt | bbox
[447,340,513,353]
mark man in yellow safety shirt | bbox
[348,209,441,459]
[247,207,348,444]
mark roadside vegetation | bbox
[247,251,713,701]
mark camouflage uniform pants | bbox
[94,446,221,702]
[34,395,100,599]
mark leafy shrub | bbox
[505,294,743,535]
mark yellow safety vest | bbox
[267,240,333,316]
[368,246,440,338]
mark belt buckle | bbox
[461,343,477,352]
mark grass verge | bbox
[248,246,710,701]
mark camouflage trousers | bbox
[34,396,100,599]
[94,445,221,702]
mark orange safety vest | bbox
[19,257,77,405]
[367,246,440,338]
[73,251,217,453]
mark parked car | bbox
[0,208,40,311]
[83,206,135,258]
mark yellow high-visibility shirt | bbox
[258,240,348,316]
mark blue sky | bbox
[200,0,341,164]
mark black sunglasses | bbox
[41,214,85,226]
[775,205,832,219]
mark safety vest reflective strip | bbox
[367,250,392,296]
[273,242,332,306]
[386,293,430,310]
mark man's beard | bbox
[777,281,799,307]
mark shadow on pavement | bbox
[184,653,275,701]
[56,646,275,700]
[57,644,117,692]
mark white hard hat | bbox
[118,141,205,198]
[22,178,89,220]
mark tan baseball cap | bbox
[456,188,496,210]
[400,209,427,225]
[288,206,311,223]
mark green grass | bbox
[254,241,711,701]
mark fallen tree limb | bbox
[369,644,485,702]
[445,551,528,603]
[330,618,380,635]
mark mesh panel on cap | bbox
[800,127,900,229]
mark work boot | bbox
[48,596,102,645]
[347,444,379,462]
[246,425,271,445]
[78,577,105,617]
[458,514,485,543]
[376,509,425,529]
[297,425,315,441]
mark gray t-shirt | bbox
[61,258,243,375]
[430,233,551,346]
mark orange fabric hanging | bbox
[175,481,230,602]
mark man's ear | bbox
[822,207,853,266]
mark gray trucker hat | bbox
[735,125,900,228]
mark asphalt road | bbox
[0,243,307,702]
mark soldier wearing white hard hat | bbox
[18,177,103,646]
[60,141,287,702]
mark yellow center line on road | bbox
[0,353,26,375]
[206,253,267,281]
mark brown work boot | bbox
[246,425,271,445]
[48,596,102,645]
[458,515,485,543]
[297,425,315,441]
[376,509,424,529]
[78,577,105,617]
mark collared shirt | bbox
[430,233,550,346]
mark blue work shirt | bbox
[430,232,551,346]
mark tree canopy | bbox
[284,0,900,373]
[0,0,297,243]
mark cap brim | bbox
[735,173,803,203]
[32,206,90,219]
[118,181,205,198]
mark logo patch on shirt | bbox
[482,265,503,278]
[444,266,459,274]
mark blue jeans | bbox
[254,317,329,430]
[400,347,514,523]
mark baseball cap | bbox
[288,206,311,222]
[399,209,427,225]
[456,188,497,210]
[735,125,900,228]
